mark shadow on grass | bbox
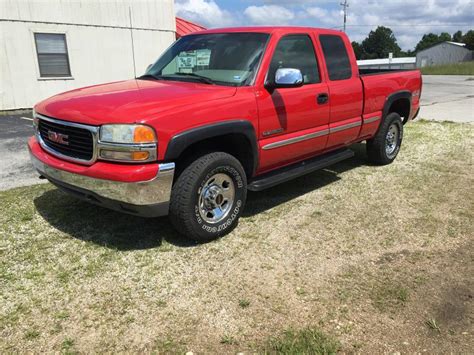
[34,143,368,250]
[244,143,367,216]
[34,190,192,251]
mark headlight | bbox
[100,124,156,144]
[98,124,157,163]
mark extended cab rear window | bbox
[319,35,352,81]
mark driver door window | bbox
[267,35,320,85]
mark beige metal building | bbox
[0,0,175,110]
[416,41,472,67]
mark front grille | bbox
[38,118,94,161]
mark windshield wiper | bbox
[136,73,163,80]
[137,72,216,85]
[171,72,215,85]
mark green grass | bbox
[61,338,75,351]
[24,329,40,340]
[1,120,473,353]
[371,282,409,312]
[220,334,238,345]
[264,327,340,354]
[426,318,441,333]
[420,61,474,75]
[238,299,250,308]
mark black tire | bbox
[366,112,403,165]
[169,152,247,241]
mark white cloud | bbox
[244,5,295,25]
[306,6,328,18]
[305,6,341,27]
[175,0,235,28]
[176,0,473,50]
[343,0,474,49]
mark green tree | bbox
[452,30,463,42]
[462,30,474,50]
[400,49,415,57]
[361,26,401,59]
[415,33,441,52]
[351,41,364,60]
[438,32,451,42]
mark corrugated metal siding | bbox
[1,0,175,31]
[416,42,472,67]
[0,0,176,109]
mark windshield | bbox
[143,33,270,86]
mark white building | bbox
[357,57,417,70]
[0,0,176,110]
[416,41,472,67]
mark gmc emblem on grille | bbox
[47,130,69,145]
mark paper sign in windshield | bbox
[178,56,196,68]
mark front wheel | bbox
[366,112,403,165]
[169,152,247,241]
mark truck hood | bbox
[35,79,237,125]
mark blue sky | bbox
[175,0,474,50]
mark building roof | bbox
[357,57,416,66]
[446,41,466,47]
[176,17,206,38]
[417,41,470,54]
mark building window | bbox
[34,33,71,77]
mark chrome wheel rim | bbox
[198,173,235,224]
[385,123,399,158]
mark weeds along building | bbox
[0,0,175,110]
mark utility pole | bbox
[340,0,349,32]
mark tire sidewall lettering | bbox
[194,164,244,234]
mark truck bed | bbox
[359,68,422,118]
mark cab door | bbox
[318,34,363,148]
[256,33,330,173]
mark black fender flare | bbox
[383,90,412,124]
[164,119,259,174]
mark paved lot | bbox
[0,112,45,190]
[420,75,474,122]
[0,74,472,191]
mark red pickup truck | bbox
[29,27,422,241]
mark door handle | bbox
[317,93,329,104]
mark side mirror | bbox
[273,68,303,88]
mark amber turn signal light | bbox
[133,126,156,143]
[131,151,150,161]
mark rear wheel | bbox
[367,112,403,165]
[169,152,247,241]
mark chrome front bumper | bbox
[30,151,175,217]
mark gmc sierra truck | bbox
[29,27,422,241]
